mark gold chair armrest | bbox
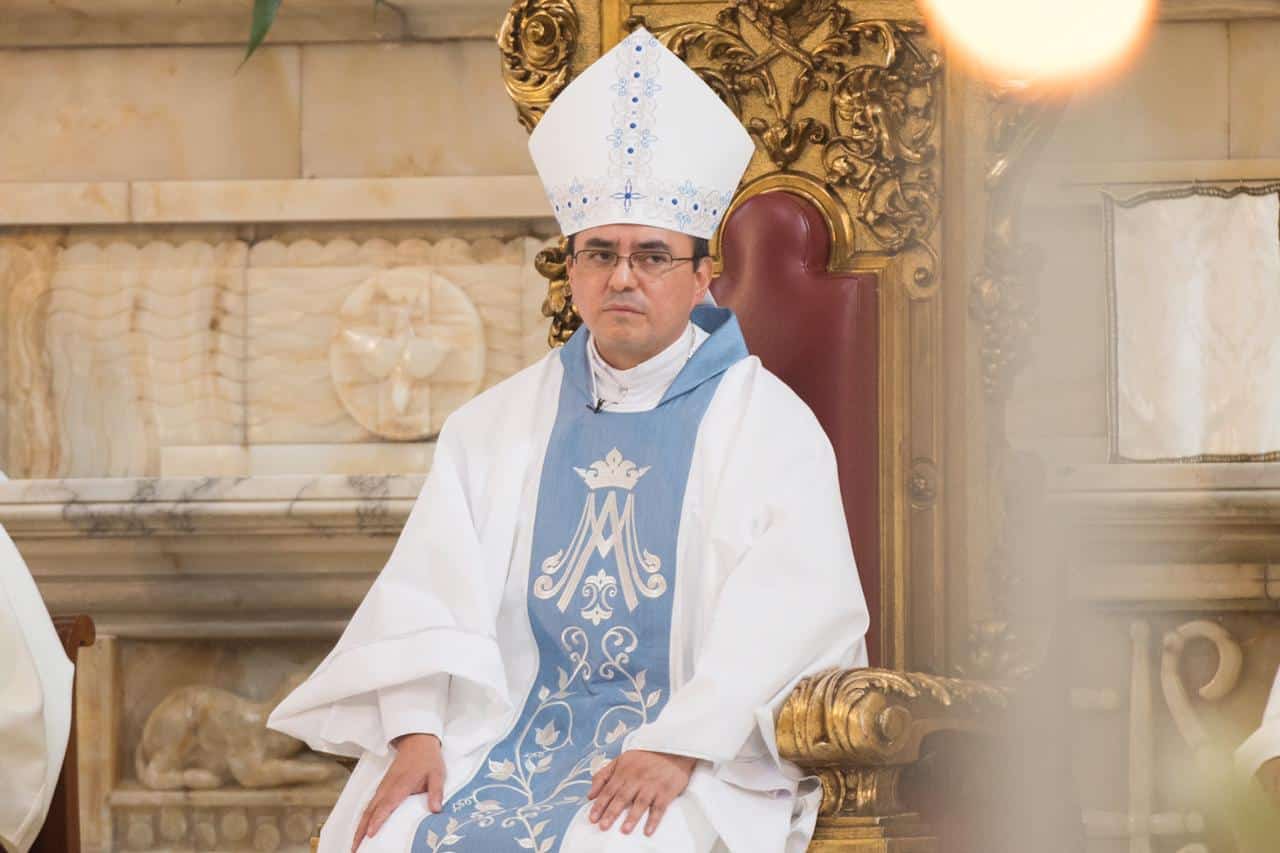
[777,668,1008,851]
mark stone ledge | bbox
[1,474,425,637]
[0,0,511,47]
[0,175,552,225]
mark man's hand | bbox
[352,734,445,853]
[587,749,697,837]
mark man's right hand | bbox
[352,733,446,853]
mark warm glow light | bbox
[920,0,1156,83]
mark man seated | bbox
[1,469,75,853]
[269,29,869,853]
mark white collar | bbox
[587,323,707,413]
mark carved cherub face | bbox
[566,223,712,370]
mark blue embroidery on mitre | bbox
[542,29,735,239]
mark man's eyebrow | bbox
[634,239,674,251]
[582,237,619,249]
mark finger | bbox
[590,769,624,820]
[587,760,615,800]
[428,769,445,813]
[367,801,394,838]
[352,802,375,853]
[589,782,614,822]
[599,783,638,831]
[644,800,669,837]
[621,792,654,835]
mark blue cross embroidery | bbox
[611,180,646,212]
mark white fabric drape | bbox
[268,347,868,853]
[0,505,74,853]
[1109,189,1280,461]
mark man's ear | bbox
[692,256,714,305]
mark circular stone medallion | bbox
[330,268,485,440]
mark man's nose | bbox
[606,257,638,290]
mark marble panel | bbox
[300,42,535,178]
[1228,20,1280,158]
[0,0,510,46]
[129,176,553,223]
[43,241,249,477]
[246,236,552,445]
[0,46,300,182]
[1043,22,1229,163]
[160,442,435,477]
[0,182,130,225]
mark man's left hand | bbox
[587,749,697,836]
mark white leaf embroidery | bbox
[533,820,549,838]
[535,721,559,748]
[605,721,630,744]
[538,685,550,702]
[622,690,642,702]
[486,759,515,781]
[539,838,556,853]
[426,830,439,848]
[518,839,536,849]
[645,690,662,709]
[634,670,647,691]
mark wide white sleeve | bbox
[268,421,511,759]
[625,424,869,766]
[378,674,449,744]
[1236,666,1280,779]
[0,524,74,853]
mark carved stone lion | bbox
[135,670,347,790]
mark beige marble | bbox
[246,236,551,446]
[42,241,249,476]
[130,176,553,224]
[330,268,486,439]
[0,0,509,46]
[1044,22,1230,163]
[0,182,130,225]
[301,42,536,178]
[135,673,346,790]
[1229,21,1280,158]
[160,442,435,478]
[5,233,551,476]
[0,177,553,226]
[0,46,300,182]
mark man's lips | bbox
[603,304,644,315]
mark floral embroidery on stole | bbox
[410,308,746,853]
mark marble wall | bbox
[1009,17,1280,465]
[1,234,552,479]
[0,4,556,851]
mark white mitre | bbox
[528,27,756,239]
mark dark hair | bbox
[567,232,711,264]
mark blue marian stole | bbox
[410,307,748,853]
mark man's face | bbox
[567,224,712,370]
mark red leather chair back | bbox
[711,191,881,664]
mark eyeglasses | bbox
[570,249,698,279]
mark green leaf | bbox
[244,0,283,63]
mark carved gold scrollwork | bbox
[970,84,1066,403]
[631,0,941,264]
[498,0,580,132]
[777,667,1007,817]
[536,238,576,347]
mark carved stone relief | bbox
[330,268,485,440]
[135,669,347,790]
[3,235,553,478]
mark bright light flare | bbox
[919,0,1156,84]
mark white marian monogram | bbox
[534,448,666,623]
